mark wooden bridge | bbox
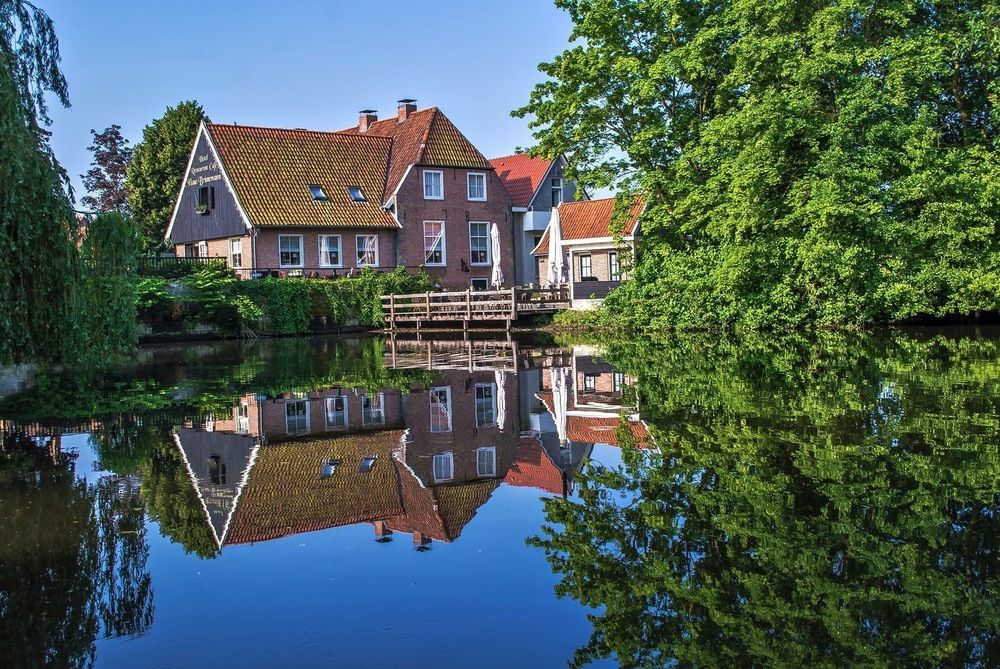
[381,286,569,330]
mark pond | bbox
[1,329,999,668]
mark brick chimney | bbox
[373,520,392,541]
[358,109,377,133]
[397,98,417,123]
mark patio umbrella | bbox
[490,223,503,288]
[546,206,564,286]
[494,369,506,429]
[551,366,570,446]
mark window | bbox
[551,178,563,207]
[580,254,592,278]
[197,186,215,213]
[197,241,208,258]
[347,186,365,202]
[236,402,249,434]
[320,458,341,479]
[362,393,384,426]
[475,383,497,427]
[184,243,195,258]
[476,447,496,477]
[308,184,328,201]
[359,456,377,473]
[285,399,309,434]
[319,235,342,267]
[279,235,303,268]
[429,386,452,433]
[584,374,598,392]
[325,396,348,429]
[613,372,624,393]
[471,278,489,291]
[229,239,242,269]
[423,170,443,199]
[208,455,226,485]
[433,452,454,483]
[609,251,620,281]
[469,222,490,265]
[467,172,486,201]
[356,235,379,266]
[423,221,446,265]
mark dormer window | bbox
[308,184,328,201]
[347,186,366,202]
[359,456,377,473]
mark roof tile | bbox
[533,196,644,255]
[489,153,553,208]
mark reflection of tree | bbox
[139,439,219,559]
[535,333,1000,668]
[0,432,153,669]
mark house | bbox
[165,100,513,290]
[490,153,582,285]
[533,196,644,309]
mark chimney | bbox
[397,98,417,123]
[358,109,377,133]
[373,520,392,542]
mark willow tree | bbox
[518,0,1000,330]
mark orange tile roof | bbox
[207,123,398,229]
[489,153,553,208]
[535,391,651,448]
[504,435,564,495]
[533,196,644,255]
[340,108,492,201]
[224,430,406,545]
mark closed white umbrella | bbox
[494,370,506,429]
[490,223,503,288]
[546,206,564,286]
[551,366,570,446]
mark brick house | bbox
[165,100,513,290]
[533,196,644,309]
[490,152,582,285]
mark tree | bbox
[518,0,1000,330]
[80,124,132,212]
[126,101,209,249]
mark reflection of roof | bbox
[489,153,553,208]
[206,123,398,229]
[533,196,644,255]
[536,391,650,448]
[226,431,406,545]
[340,108,492,201]
[504,435,563,495]
[387,462,500,543]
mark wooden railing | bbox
[381,286,569,329]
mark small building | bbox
[490,153,582,285]
[532,196,643,310]
[165,100,514,290]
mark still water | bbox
[1,330,999,668]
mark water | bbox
[1,330,999,668]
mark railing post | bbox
[425,291,431,320]
[466,288,471,323]
[510,287,518,319]
[389,294,395,330]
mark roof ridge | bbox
[208,122,392,143]
[489,152,547,162]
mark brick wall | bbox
[394,167,513,289]
[260,388,404,441]
[253,228,398,274]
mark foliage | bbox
[80,124,132,213]
[534,330,1000,667]
[79,211,141,355]
[519,0,1000,330]
[126,101,209,250]
[0,0,69,127]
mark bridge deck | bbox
[381,287,569,329]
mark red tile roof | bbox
[206,123,398,229]
[533,196,644,255]
[489,153,553,208]
[535,391,651,448]
[504,435,564,495]
[340,108,492,201]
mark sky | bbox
[42,0,575,204]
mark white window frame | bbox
[324,396,348,430]
[423,169,444,200]
[433,452,454,483]
[285,398,310,435]
[318,234,343,268]
[468,221,490,266]
[229,238,242,269]
[429,386,452,433]
[613,372,624,393]
[423,221,446,266]
[362,392,385,426]
[356,234,379,267]
[609,251,620,281]
[197,240,208,258]
[580,254,593,279]
[475,382,498,427]
[476,447,497,477]
[236,402,249,434]
[278,234,304,268]
[471,278,489,291]
[551,177,563,207]
[584,374,598,392]
[467,172,487,201]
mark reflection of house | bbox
[490,153,582,285]
[534,196,644,309]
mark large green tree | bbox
[126,100,208,249]
[519,0,1000,330]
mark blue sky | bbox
[43,0,574,203]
